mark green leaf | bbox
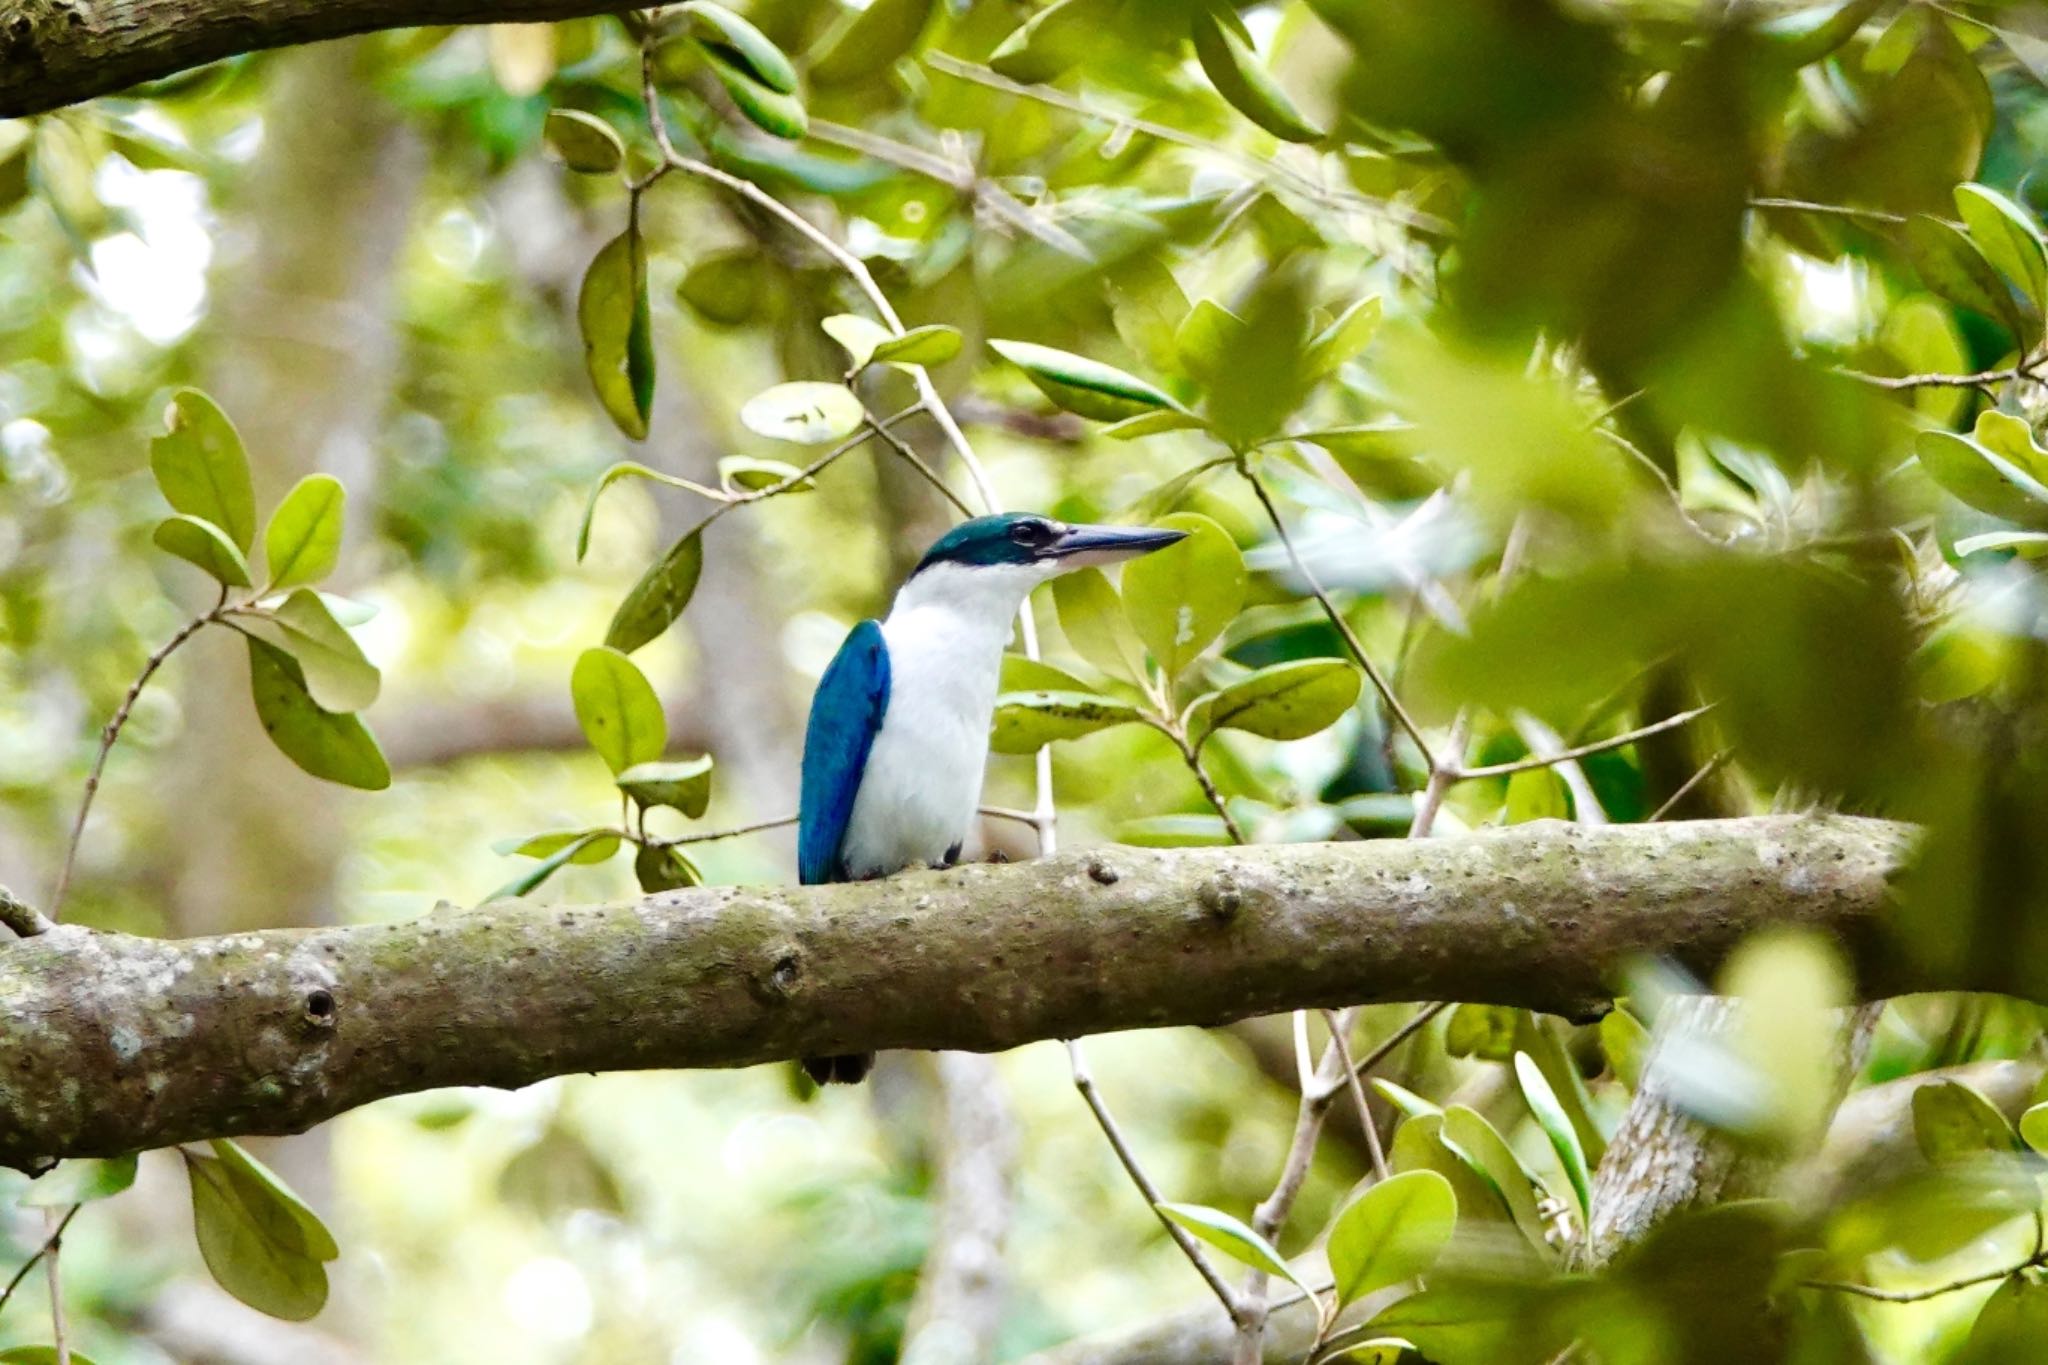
[872,324,964,368]
[1374,1079,1443,1121]
[635,842,702,892]
[1175,298,1244,385]
[990,339,1183,423]
[153,514,253,588]
[185,1139,337,1322]
[579,230,655,441]
[492,829,623,864]
[704,47,809,139]
[571,646,667,776]
[991,690,1144,753]
[1912,1079,2021,1163]
[988,0,1112,83]
[1120,512,1245,681]
[1601,1007,1651,1089]
[1916,426,2048,527]
[617,756,714,817]
[262,474,345,590]
[681,1,799,93]
[1515,1051,1593,1223]
[1903,214,2027,336]
[1326,1169,1458,1307]
[484,831,613,903]
[606,530,705,654]
[809,0,937,85]
[1189,8,1322,143]
[1443,1003,1519,1061]
[822,313,893,369]
[1154,1202,1312,1295]
[739,381,865,445]
[1188,659,1362,745]
[1958,1272,2048,1364]
[151,389,257,553]
[718,455,816,494]
[1103,409,1209,440]
[543,108,625,173]
[1957,531,2048,558]
[0,1349,103,1365]
[1115,814,1234,847]
[237,589,380,713]
[21,1153,139,1207]
[1291,423,1439,501]
[2020,1101,2048,1153]
[1000,653,1095,693]
[1957,183,2048,311]
[578,461,716,563]
[245,638,390,791]
[1440,1105,1552,1253]
[1306,296,1384,381]
[678,249,763,326]
[1052,567,1148,682]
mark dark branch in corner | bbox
[0,817,1927,1171]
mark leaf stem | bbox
[1450,706,1715,782]
[1803,1255,2040,1303]
[0,1202,80,1322]
[51,604,223,918]
[650,815,799,847]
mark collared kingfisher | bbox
[797,513,1187,1084]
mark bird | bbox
[796,512,1188,1084]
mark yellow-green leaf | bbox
[1155,1201,1312,1297]
[1515,1051,1593,1222]
[493,829,623,864]
[1120,511,1245,681]
[739,381,865,445]
[543,108,625,174]
[1188,659,1361,744]
[571,646,667,776]
[682,0,799,93]
[578,461,716,563]
[1326,1169,1457,1307]
[185,1139,338,1322]
[1189,8,1322,143]
[718,455,816,494]
[1912,1079,2020,1163]
[1957,182,2048,310]
[237,589,380,713]
[263,473,345,590]
[872,324,963,367]
[991,690,1144,753]
[579,230,655,440]
[617,755,714,817]
[704,47,809,139]
[153,514,253,588]
[635,842,702,892]
[1053,567,1147,682]
[22,1153,138,1207]
[990,338,1183,422]
[809,0,938,86]
[152,388,257,552]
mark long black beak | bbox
[1046,523,1189,567]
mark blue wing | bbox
[798,620,891,885]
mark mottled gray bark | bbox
[902,1053,1016,1365]
[0,816,1922,1170]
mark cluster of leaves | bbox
[145,389,389,791]
[489,644,719,899]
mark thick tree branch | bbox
[0,817,1920,1170]
[0,0,641,118]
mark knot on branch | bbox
[749,945,804,1003]
[1198,875,1243,921]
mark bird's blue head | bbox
[911,513,1186,578]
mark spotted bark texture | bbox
[0,816,1916,1170]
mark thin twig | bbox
[1065,1040,1244,1319]
[651,815,799,847]
[1803,1257,2037,1303]
[1238,462,1437,773]
[1149,718,1249,843]
[0,1202,80,1320]
[1328,1002,1449,1097]
[1747,196,1909,225]
[51,604,221,917]
[1320,1009,1389,1181]
[1646,748,1734,825]
[1838,364,2038,391]
[43,1207,66,1365]
[865,412,978,518]
[1452,706,1715,782]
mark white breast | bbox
[837,562,1037,880]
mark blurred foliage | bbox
[17,0,2048,1361]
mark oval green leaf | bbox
[153,514,253,588]
[1103,409,1209,440]
[635,842,703,893]
[822,313,894,369]
[263,473,346,590]
[1912,1079,2020,1163]
[1957,182,2048,310]
[1154,1201,1311,1296]
[1903,214,2027,336]
[237,589,380,713]
[682,0,799,93]
[543,108,625,174]
[1514,1051,1593,1222]
[152,388,257,552]
[739,381,865,445]
[185,1139,337,1322]
[871,324,964,368]
[579,230,655,441]
[1121,511,1245,681]
[719,455,816,494]
[1326,1169,1458,1307]
[2021,1101,2048,1153]
[606,529,705,654]
[577,461,718,563]
[1052,566,1147,682]
[1916,429,2048,527]
[809,0,937,86]
[678,249,764,326]
[617,755,714,817]
[989,338,1183,422]
[245,638,390,790]
[988,0,1112,83]
[991,690,1144,753]
[483,830,615,903]
[493,829,623,864]
[704,47,809,139]
[1189,658,1362,745]
[1440,1105,1552,1254]
[571,646,667,776]
[1190,8,1323,143]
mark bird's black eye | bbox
[1008,519,1055,549]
